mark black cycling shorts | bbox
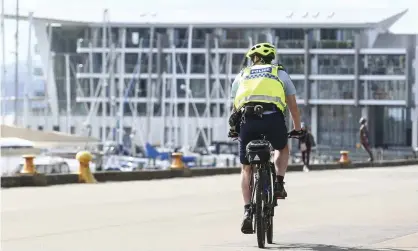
[238,111,288,165]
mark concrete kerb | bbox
[1,159,417,188]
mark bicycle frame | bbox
[249,158,275,215]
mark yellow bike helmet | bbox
[246,42,277,59]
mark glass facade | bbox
[360,80,407,100]
[313,55,355,75]
[368,106,411,147]
[41,25,415,148]
[318,105,361,148]
[311,80,354,99]
[360,54,406,75]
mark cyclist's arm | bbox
[230,72,242,112]
[278,70,302,131]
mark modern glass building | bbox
[3,3,418,151]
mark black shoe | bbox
[241,207,253,234]
[275,181,287,199]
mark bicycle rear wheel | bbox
[255,169,266,248]
[266,216,273,244]
[266,167,274,244]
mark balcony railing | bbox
[317,66,355,75]
[361,67,405,75]
[77,38,309,50]
[311,40,355,49]
[77,38,358,50]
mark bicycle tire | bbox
[267,165,274,244]
[255,169,266,248]
[266,216,273,244]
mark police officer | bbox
[229,42,303,233]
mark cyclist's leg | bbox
[263,112,288,198]
[302,150,307,165]
[239,117,260,232]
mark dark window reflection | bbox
[311,80,354,99]
[360,80,406,100]
[318,105,361,148]
[313,55,354,74]
[360,55,405,75]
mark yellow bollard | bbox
[21,155,37,174]
[170,152,184,169]
[76,151,97,183]
[339,150,351,164]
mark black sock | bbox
[244,204,251,210]
[276,175,284,183]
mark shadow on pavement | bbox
[266,243,410,251]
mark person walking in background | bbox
[359,117,374,162]
[298,123,316,172]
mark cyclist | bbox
[228,42,303,233]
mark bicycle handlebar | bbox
[230,130,305,141]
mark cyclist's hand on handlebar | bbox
[288,129,305,139]
[228,128,239,139]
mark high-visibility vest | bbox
[233,64,287,112]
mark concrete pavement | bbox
[2,165,418,251]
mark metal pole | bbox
[184,25,193,147]
[146,26,155,143]
[204,34,211,144]
[65,54,71,133]
[214,38,221,119]
[108,43,115,141]
[118,28,126,146]
[161,72,167,146]
[173,49,179,146]
[24,12,33,128]
[101,9,108,142]
[225,52,232,128]
[44,24,52,130]
[1,0,6,123]
[14,0,19,125]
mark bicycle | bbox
[245,131,302,248]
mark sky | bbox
[1,19,35,65]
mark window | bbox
[313,55,355,74]
[361,54,405,75]
[360,80,406,100]
[311,80,354,99]
[318,105,361,148]
[191,54,205,73]
[277,55,304,74]
[293,80,305,100]
[189,79,206,98]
